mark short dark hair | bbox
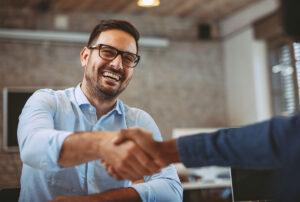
[87,19,140,53]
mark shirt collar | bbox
[75,83,90,106]
[75,83,123,115]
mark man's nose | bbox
[109,54,123,70]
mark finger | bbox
[115,132,161,174]
[108,151,144,181]
[120,141,156,177]
[102,160,129,180]
[114,128,144,145]
[107,166,123,180]
[114,129,129,145]
[122,155,150,180]
[132,147,161,174]
[116,161,143,181]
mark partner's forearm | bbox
[58,131,109,167]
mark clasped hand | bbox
[100,128,167,181]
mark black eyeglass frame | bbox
[88,44,140,68]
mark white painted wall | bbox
[222,28,272,126]
[220,0,277,126]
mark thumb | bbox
[114,129,130,145]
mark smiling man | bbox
[17,20,182,202]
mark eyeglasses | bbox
[88,44,140,68]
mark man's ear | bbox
[80,47,90,68]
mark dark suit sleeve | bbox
[176,113,300,169]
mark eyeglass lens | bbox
[99,46,138,67]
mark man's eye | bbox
[123,54,135,62]
[101,49,116,58]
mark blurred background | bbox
[0,0,298,199]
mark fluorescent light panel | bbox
[0,28,169,48]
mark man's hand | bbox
[115,128,180,167]
[98,131,160,181]
[114,128,165,166]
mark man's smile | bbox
[102,71,121,82]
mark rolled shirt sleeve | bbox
[132,165,183,202]
[17,89,72,171]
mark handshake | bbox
[100,128,180,181]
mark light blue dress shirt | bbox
[17,84,183,202]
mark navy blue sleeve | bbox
[176,113,300,169]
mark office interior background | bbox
[0,0,298,197]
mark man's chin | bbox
[97,87,120,99]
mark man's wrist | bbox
[95,132,113,159]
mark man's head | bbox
[80,20,140,101]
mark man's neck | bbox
[93,97,117,118]
[81,83,117,118]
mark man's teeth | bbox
[103,72,120,81]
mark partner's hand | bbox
[98,132,160,181]
[115,128,180,167]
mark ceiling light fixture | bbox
[137,0,160,7]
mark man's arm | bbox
[58,131,114,167]
[18,90,159,180]
[49,187,142,202]
[58,130,160,181]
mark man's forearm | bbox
[58,131,111,167]
[50,188,142,202]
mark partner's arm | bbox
[119,115,299,169]
[176,115,294,168]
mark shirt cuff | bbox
[177,134,206,168]
[43,131,73,171]
[131,182,155,202]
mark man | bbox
[112,114,300,201]
[17,20,182,202]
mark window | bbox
[269,42,300,116]
[3,88,34,152]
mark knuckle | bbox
[119,156,126,163]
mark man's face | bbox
[81,29,137,99]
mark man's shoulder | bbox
[122,103,150,118]
[122,102,161,139]
[34,87,75,97]
[30,87,76,105]
[121,102,155,126]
